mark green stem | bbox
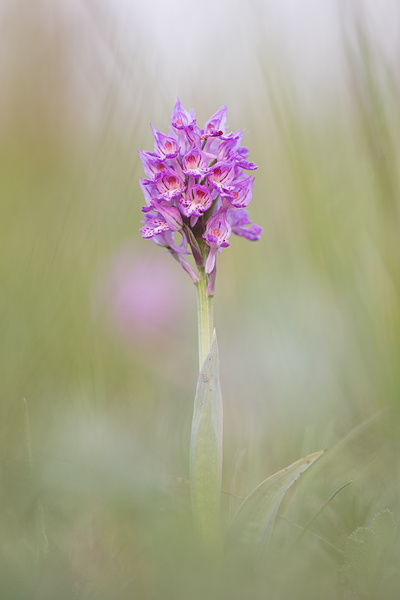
[191,268,222,560]
[196,268,214,370]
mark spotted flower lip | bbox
[151,124,180,159]
[179,184,213,218]
[207,161,236,192]
[140,212,188,255]
[221,175,255,208]
[182,146,210,177]
[156,168,186,200]
[140,214,171,239]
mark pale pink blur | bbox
[99,245,192,345]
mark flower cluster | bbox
[139,99,262,290]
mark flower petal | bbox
[207,161,236,192]
[221,175,255,209]
[156,168,186,200]
[202,106,228,139]
[150,124,180,159]
[138,150,167,179]
[171,97,196,130]
[227,208,262,241]
[182,146,210,177]
[203,207,231,248]
[140,215,170,239]
[179,184,213,218]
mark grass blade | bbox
[295,480,353,546]
[225,450,324,566]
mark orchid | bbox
[155,168,186,200]
[139,98,262,286]
[203,207,231,274]
[179,184,213,219]
[221,174,255,208]
[137,100,324,563]
[139,213,170,239]
[181,146,210,177]
[227,207,263,240]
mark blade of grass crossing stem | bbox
[190,331,223,557]
[225,450,324,567]
[295,480,353,546]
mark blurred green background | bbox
[1,0,399,598]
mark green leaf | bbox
[344,509,396,594]
[370,509,396,548]
[225,450,325,565]
[190,330,223,556]
[344,527,381,589]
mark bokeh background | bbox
[1,0,400,598]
